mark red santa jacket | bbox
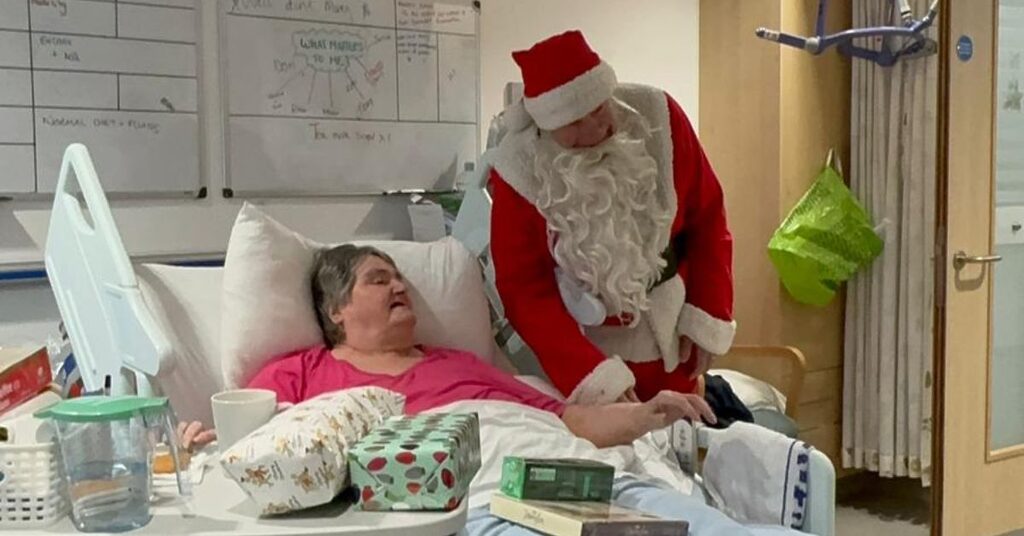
[490,85,734,403]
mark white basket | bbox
[0,441,68,529]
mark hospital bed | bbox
[34,142,835,535]
[29,145,467,536]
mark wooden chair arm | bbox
[712,345,807,418]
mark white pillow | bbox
[137,264,225,425]
[220,203,495,389]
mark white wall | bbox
[479,0,700,140]
[2,0,414,267]
[0,0,701,347]
[0,283,60,346]
[0,1,412,346]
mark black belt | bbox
[652,235,682,290]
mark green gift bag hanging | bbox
[768,150,884,307]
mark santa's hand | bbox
[680,337,715,380]
[617,388,641,403]
[640,390,717,429]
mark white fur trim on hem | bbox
[524,62,617,130]
[678,305,736,357]
[568,356,636,405]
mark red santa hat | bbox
[512,30,618,131]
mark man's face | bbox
[549,100,616,149]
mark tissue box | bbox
[500,458,614,502]
[219,387,404,516]
[348,412,480,511]
[0,347,51,417]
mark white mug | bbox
[210,389,277,451]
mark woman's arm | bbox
[175,391,714,452]
[561,391,716,449]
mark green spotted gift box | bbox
[348,412,481,511]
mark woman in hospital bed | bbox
[182,244,801,536]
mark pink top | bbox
[247,345,567,416]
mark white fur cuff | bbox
[524,62,617,131]
[568,356,636,405]
[678,305,736,357]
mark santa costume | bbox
[489,30,736,405]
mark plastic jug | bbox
[36,396,191,532]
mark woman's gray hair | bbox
[310,244,397,346]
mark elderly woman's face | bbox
[330,255,415,342]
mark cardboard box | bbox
[500,458,614,502]
[348,413,480,511]
[0,347,51,417]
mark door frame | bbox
[931,0,949,531]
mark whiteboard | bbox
[0,0,202,197]
[221,0,479,196]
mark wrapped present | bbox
[500,458,614,502]
[219,387,404,516]
[348,412,480,511]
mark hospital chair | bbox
[40,139,834,535]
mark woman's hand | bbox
[176,421,216,452]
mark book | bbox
[500,457,614,502]
[490,493,689,536]
[0,346,51,417]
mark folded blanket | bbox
[702,422,812,530]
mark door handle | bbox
[953,251,1003,270]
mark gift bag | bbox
[768,150,883,306]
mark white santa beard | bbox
[532,120,674,318]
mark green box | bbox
[348,413,480,511]
[500,457,615,502]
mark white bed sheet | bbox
[427,399,694,510]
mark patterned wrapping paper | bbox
[348,412,481,511]
[219,387,405,516]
